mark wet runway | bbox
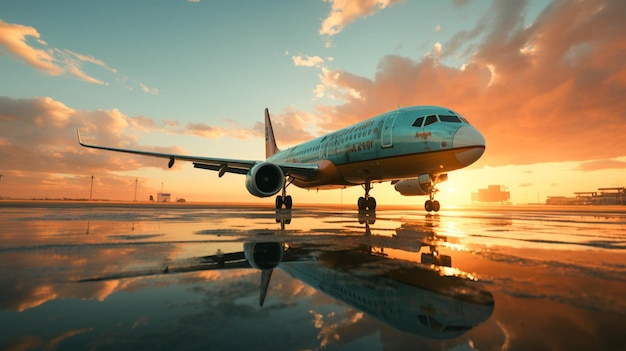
[1,202,625,350]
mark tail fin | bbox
[265,108,280,158]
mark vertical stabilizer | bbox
[259,268,273,307]
[265,108,280,158]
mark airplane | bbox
[78,213,494,340]
[77,105,485,212]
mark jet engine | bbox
[245,162,285,197]
[244,242,284,270]
[394,174,447,196]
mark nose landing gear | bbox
[424,187,440,212]
[357,182,377,211]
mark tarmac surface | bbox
[0,201,625,350]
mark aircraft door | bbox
[384,285,400,321]
[381,112,398,148]
[319,142,329,159]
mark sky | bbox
[1,0,625,206]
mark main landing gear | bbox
[424,187,440,212]
[357,182,377,211]
[275,178,294,209]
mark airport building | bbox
[471,185,511,204]
[546,187,625,205]
[157,193,171,202]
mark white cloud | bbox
[139,82,159,95]
[292,54,325,67]
[434,42,442,55]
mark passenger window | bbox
[412,116,424,127]
[424,115,438,126]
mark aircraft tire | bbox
[432,200,440,212]
[284,195,293,209]
[275,196,283,209]
[425,200,433,212]
[357,197,366,210]
[366,197,376,211]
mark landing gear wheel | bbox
[357,182,376,211]
[275,195,283,209]
[276,195,293,209]
[284,195,293,209]
[424,200,441,212]
[358,197,366,211]
[366,197,376,211]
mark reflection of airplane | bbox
[79,216,494,339]
[78,106,485,212]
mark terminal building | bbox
[471,185,511,204]
[546,187,625,205]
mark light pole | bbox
[0,174,3,200]
[89,175,94,201]
[134,178,138,202]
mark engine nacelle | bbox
[394,178,431,196]
[245,162,285,197]
[244,242,284,270]
[394,174,448,196]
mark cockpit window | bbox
[412,116,424,127]
[423,115,438,126]
[460,117,470,124]
[439,115,462,123]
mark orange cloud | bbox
[576,159,626,171]
[0,20,157,92]
[320,0,404,36]
[252,106,318,146]
[311,0,626,166]
[0,20,62,75]
[0,96,191,198]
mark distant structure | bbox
[547,187,625,205]
[471,185,510,204]
[157,193,171,202]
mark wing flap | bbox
[193,162,250,175]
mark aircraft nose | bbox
[452,126,486,166]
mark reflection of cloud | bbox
[3,328,93,351]
[310,0,626,166]
[0,243,180,312]
[309,308,374,348]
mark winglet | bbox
[76,129,85,146]
[265,108,280,158]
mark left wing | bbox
[77,129,257,175]
[76,130,319,179]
